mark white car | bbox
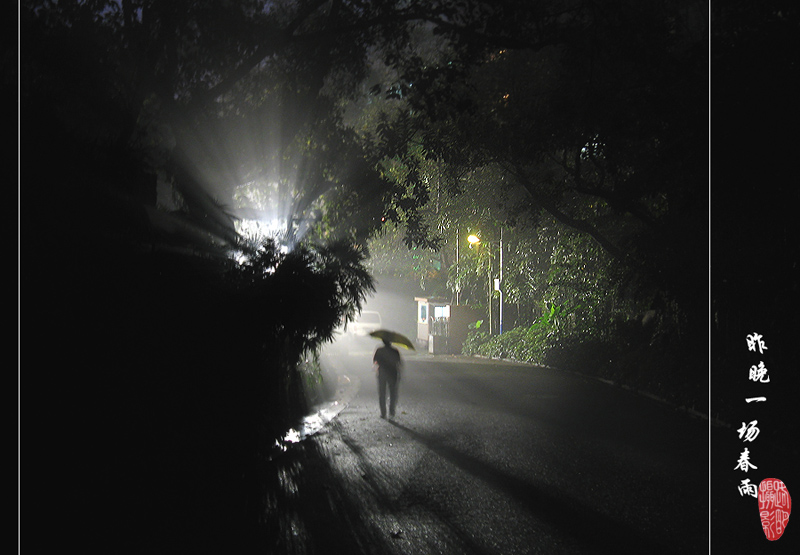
[350,310,382,337]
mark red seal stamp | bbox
[758,478,791,541]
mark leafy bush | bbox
[462,304,579,363]
[461,305,705,413]
[462,320,490,355]
[230,238,375,437]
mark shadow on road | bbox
[262,438,388,555]
[386,420,674,554]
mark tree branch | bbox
[507,165,629,263]
[178,1,571,117]
[548,150,660,229]
[184,0,331,113]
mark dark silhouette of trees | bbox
[19,3,399,551]
[30,0,796,551]
[354,0,708,408]
[380,0,707,303]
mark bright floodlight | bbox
[467,234,481,244]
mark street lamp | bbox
[466,230,504,334]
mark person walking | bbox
[373,338,402,418]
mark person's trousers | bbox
[377,368,398,417]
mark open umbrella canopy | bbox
[369,329,416,350]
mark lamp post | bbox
[467,230,504,335]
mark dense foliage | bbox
[22,0,797,551]
[358,0,708,408]
[21,2,407,551]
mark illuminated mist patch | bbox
[169,98,325,262]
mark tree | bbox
[357,1,707,340]
[22,0,535,255]
[381,0,706,295]
[21,3,416,547]
[341,2,710,411]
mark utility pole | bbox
[488,254,492,335]
[499,226,504,334]
[491,227,504,334]
[455,227,460,305]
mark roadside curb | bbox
[470,353,727,428]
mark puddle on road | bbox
[272,374,359,456]
[272,404,340,457]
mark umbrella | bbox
[369,329,416,350]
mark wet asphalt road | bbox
[298,348,709,554]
